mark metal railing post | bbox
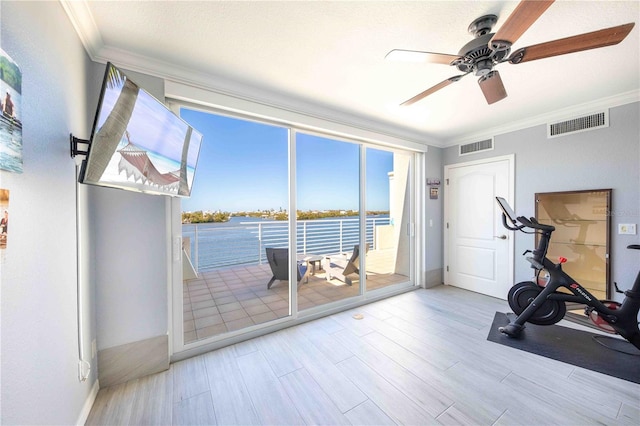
[194,224,199,272]
[258,223,263,264]
[303,221,307,254]
[339,220,343,253]
[370,217,376,249]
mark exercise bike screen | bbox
[496,197,518,225]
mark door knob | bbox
[495,235,507,240]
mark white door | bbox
[444,155,514,299]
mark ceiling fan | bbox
[386,0,635,106]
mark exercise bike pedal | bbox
[499,323,525,338]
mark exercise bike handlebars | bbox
[514,215,555,233]
[496,197,555,266]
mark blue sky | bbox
[180,108,393,213]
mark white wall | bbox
[1,1,96,424]
[424,145,444,285]
[91,187,169,349]
[88,67,170,351]
[443,102,640,300]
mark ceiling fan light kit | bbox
[479,71,508,104]
[387,0,635,107]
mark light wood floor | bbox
[87,285,640,425]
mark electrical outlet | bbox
[618,224,637,235]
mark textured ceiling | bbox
[62,0,640,146]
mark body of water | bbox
[182,215,389,271]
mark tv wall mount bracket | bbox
[70,134,90,158]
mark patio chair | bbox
[326,243,369,286]
[265,248,309,289]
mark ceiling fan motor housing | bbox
[454,32,510,75]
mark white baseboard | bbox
[76,379,100,426]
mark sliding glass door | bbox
[179,109,291,345]
[175,106,417,349]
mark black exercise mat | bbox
[487,312,640,384]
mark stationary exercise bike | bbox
[495,197,640,352]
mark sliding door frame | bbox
[167,100,424,360]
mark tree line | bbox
[182,209,389,223]
[182,211,231,223]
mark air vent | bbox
[459,138,494,156]
[548,111,608,138]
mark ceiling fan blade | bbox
[401,74,467,106]
[478,71,507,105]
[490,0,555,51]
[385,49,461,65]
[508,22,635,64]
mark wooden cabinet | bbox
[536,189,611,299]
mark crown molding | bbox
[444,90,640,147]
[60,0,103,60]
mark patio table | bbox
[298,254,324,275]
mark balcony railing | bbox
[182,217,390,272]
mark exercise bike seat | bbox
[628,245,640,250]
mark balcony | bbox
[182,218,410,344]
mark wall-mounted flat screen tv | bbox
[79,62,202,197]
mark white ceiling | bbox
[62,0,640,147]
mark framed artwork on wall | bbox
[0,48,23,173]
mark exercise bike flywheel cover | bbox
[508,281,566,325]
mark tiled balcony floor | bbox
[183,249,409,344]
